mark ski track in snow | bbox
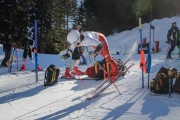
[1,54,179,120]
[1,17,180,120]
[0,72,44,94]
[13,70,144,120]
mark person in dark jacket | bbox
[1,34,12,67]
[166,22,180,59]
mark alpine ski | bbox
[84,57,132,97]
[86,61,134,100]
[87,63,134,100]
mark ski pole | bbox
[86,47,93,66]
[15,44,18,70]
[9,47,16,73]
[86,55,133,96]
[178,44,180,58]
[91,57,121,95]
[70,66,87,90]
[169,77,172,98]
[165,42,171,56]
[152,29,155,51]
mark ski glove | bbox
[95,44,103,53]
[92,43,103,58]
[29,45,34,49]
[61,53,70,61]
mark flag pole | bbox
[150,6,155,52]
[138,14,144,88]
[147,6,153,89]
[34,19,38,82]
[147,27,151,89]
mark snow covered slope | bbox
[0,17,180,120]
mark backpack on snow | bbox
[44,64,60,86]
[173,74,180,93]
[85,59,107,79]
[150,67,177,94]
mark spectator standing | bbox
[1,34,12,67]
[166,22,180,59]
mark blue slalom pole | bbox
[34,19,38,82]
[139,17,144,88]
[147,24,152,89]
[169,77,172,98]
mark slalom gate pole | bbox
[139,16,145,88]
[71,66,87,90]
[85,46,124,95]
[169,78,171,98]
[165,43,170,56]
[150,6,155,52]
[148,12,152,89]
[152,28,155,51]
[85,47,93,66]
[15,44,18,70]
[34,19,38,82]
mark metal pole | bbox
[139,16,144,88]
[34,19,38,82]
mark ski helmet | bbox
[67,30,80,44]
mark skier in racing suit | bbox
[62,30,120,82]
[61,25,85,78]
[80,32,120,82]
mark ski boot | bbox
[0,63,8,67]
[72,67,85,75]
[38,64,43,71]
[20,64,26,71]
[62,67,74,79]
[166,56,173,60]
